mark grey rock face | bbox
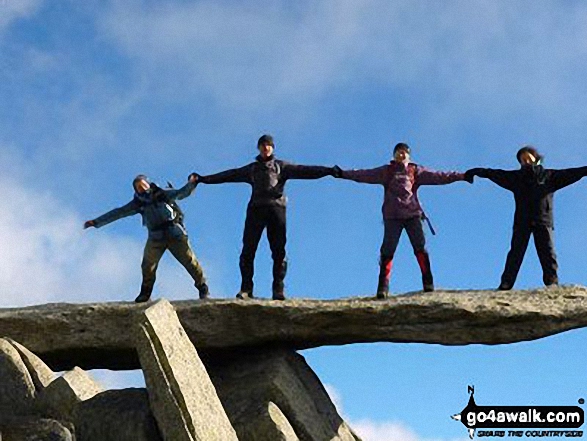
[74,388,161,441]
[5,339,56,391]
[1,286,585,371]
[210,349,361,441]
[36,367,103,421]
[135,299,238,441]
[0,338,36,419]
[0,418,73,441]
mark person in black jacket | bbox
[191,134,339,300]
[466,146,587,290]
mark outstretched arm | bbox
[198,165,252,185]
[161,180,197,201]
[282,163,336,180]
[548,166,587,191]
[468,168,518,191]
[416,167,465,185]
[339,165,388,185]
[88,200,140,229]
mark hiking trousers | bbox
[240,205,287,292]
[141,234,206,293]
[501,224,558,288]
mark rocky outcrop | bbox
[74,389,162,441]
[0,418,74,441]
[210,349,360,441]
[36,367,103,421]
[0,338,37,418]
[0,285,585,370]
[136,299,238,441]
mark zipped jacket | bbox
[341,161,464,220]
[474,165,587,228]
[92,181,196,240]
[200,155,334,208]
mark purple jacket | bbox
[342,161,464,219]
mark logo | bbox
[452,386,584,439]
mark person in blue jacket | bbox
[84,174,208,302]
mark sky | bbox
[1,1,587,439]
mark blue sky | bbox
[1,1,587,439]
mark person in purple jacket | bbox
[337,143,470,298]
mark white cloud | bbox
[0,0,43,30]
[99,0,587,123]
[326,384,468,441]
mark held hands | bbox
[464,168,482,184]
[331,165,343,178]
[83,220,95,229]
[188,172,200,184]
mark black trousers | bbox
[240,205,287,292]
[501,224,558,287]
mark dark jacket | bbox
[200,155,334,208]
[341,161,464,219]
[93,181,196,240]
[474,165,587,228]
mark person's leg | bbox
[168,235,209,299]
[138,237,167,302]
[499,226,532,290]
[267,206,287,300]
[533,225,559,286]
[238,207,267,297]
[405,218,433,291]
[378,219,404,298]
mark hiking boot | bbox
[272,289,286,301]
[134,287,152,303]
[497,282,513,291]
[197,283,210,299]
[423,283,435,293]
[236,290,254,300]
[376,288,389,300]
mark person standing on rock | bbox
[336,142,469,299]
[465,146,587,290]
[84,174,209,302]
[190,134,339,300]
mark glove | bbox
[83,220,95,229]
[188,172,200,183]
[331,165,343,178]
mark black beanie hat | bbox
[516,145,542,164]
[257,134,275,149]
[393,142,410,154]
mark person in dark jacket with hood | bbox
[84,174,208,302]
[191,134,338,300]
[337,142,468,298]
[466,146,587,290]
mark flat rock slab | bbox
[0,286,586,370]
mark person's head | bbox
[516,145,542,166]
[393,143,411,163]
[132,175,151,194]
[257,134,275,159]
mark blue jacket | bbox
[93,181,196,240]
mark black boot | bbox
[135,285,152,303]
[197,283,210,299]
[272,258,287,300]
[377,256,393,299]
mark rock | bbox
[209,349,360,441]
[0,338,36,419]
[135,299,238,441]
[1,285,587,370]
[5,338,56,391]
[36,367,103,421]
[237,401,300,441]
[74,388,161,441]
[0,418,73,441]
